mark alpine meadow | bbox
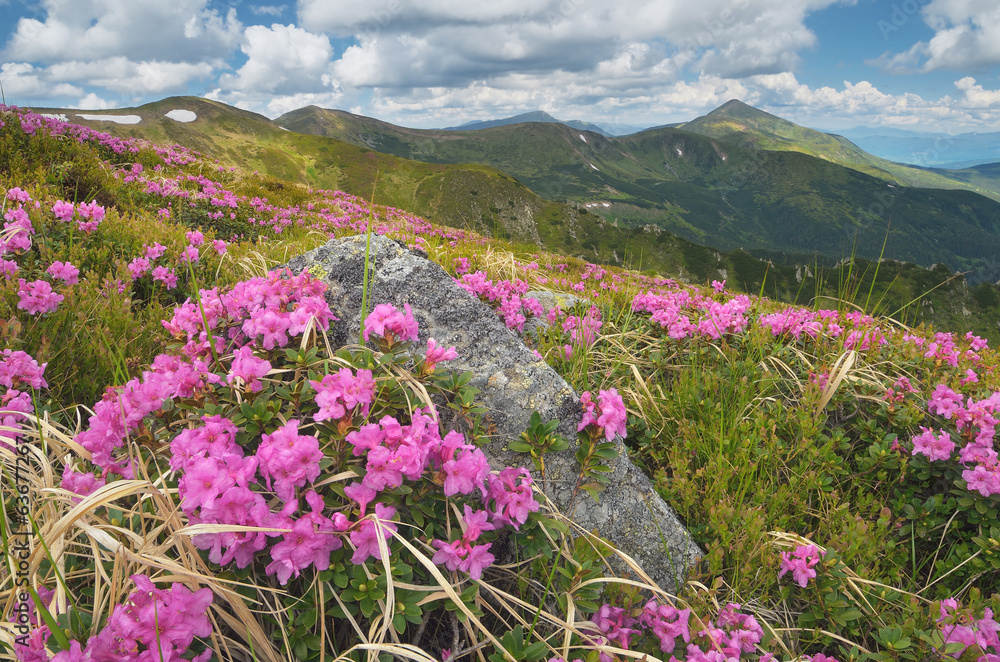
[3,84,1000,662]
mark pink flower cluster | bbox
[633,289,752,341]
[583,600,766,662]
[778,543,824,588]
[363,302,419,344]
[936,599,1000,659]
[423,338,458,373]
[0,350,45,447]
[17,575,213,662]
[432,505,496,580]
[918,384,1000,497]
[456,271,542,331]
[578,388,628,441]
[16,278,63,315]
[311,367,377,423]
[162,268,335,358]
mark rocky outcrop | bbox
[283,234,701,590]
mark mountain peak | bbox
[705,99,782,122]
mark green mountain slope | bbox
[278,104,1000,283]
[678,99,1000,200]
[25,97,1000,341]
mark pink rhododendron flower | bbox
[51,200,74,221]
[363,302,419,343]
[46,260,79,285]
[349,503,398,564]
[127,256,151,279]
[186,230,204,246]
[311,368,376,423]
[180,244,200,264]
[213,238,228,255]
[911,428,955,462]
[424,338,458,372]
[6,187,31,203]
[578,388,627,441]
[778,544,824,587]
[256,419,323,501]
[144,242,167,260]
[0,258,17,279]
[17,278,63,315]
[0,349,47,389]
[227,345,271,392]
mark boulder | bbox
[283,234,702,590]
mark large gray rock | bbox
[283,235,701,590]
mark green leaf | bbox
[27,586,71,651]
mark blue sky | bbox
[1,0,999,132]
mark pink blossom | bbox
[311,368,376,422]
[0,349,47,389]
[0,258,17,278]
[929,384,964,419]
[144,242,167,260]
[186,230,204,246]
[152,265,178,289]
[424,338,458,372]
[17,278,63,315]
[578,388,627,441]
[46,260,79,285]
[911,428,955,462]
[256,419,323,501]
[778,544,824,588]
[51,200,74,221]
[213,238,228,255]
[127,256,151,279]
[6,187,31,203]
[363,302,419,343]
[349,503,398,565]
[179,244,200,264]
[442,448,490,497]
[227,345,271,392]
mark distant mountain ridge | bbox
[833,125,1000,169]
[39,95,1000,287]
[675,99,1000,200]
[441,110,648,136]
[276,101,1000,283]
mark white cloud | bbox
[874,0,1000,72]
[4,0,242,64]
[251,5,288,17]
[77,92,118,110]
[0,62,83,101]
[955,77,1000,107]
[220,23,336,94]
[302,0,849,90]
[46,58,215,94]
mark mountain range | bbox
[833,125,1000,169]
[34,96,1000,291]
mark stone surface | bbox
[283,234,702,590]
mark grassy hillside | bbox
[679,99,1000,200]
[7,103,1000,662]
[280,104,1000,283]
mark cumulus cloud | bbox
[4,0,242,63]
[0,62,83,101]
[872,0,1000,72]
[220,23,336,93]
[46,58,216,95]
[77,93,118,110]
[303,0,848,89]
[955,76,1000,107]
[208,23,343,115]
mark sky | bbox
[1,0,1000,133]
